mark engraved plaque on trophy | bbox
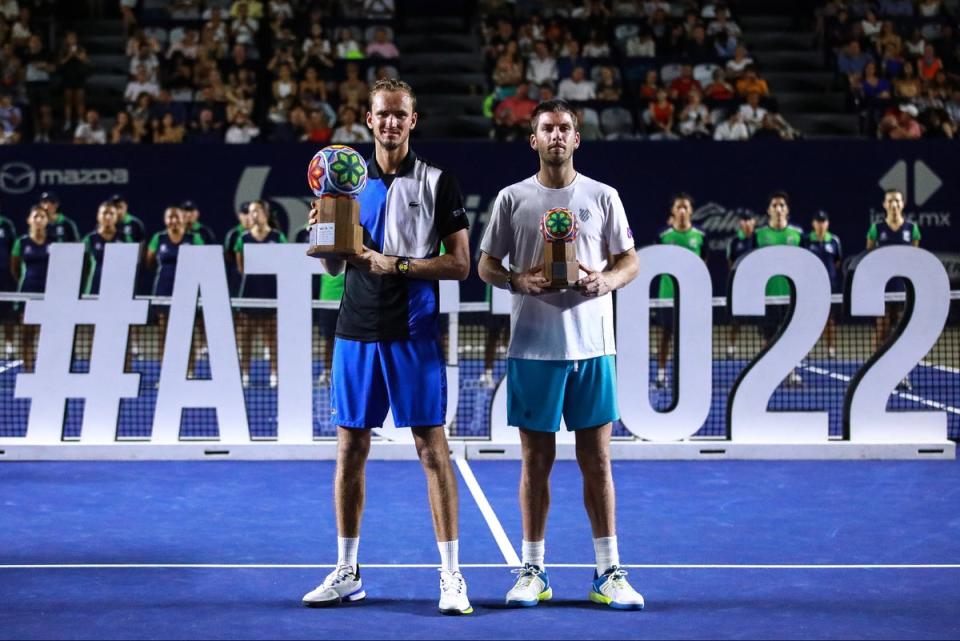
[540,207,579,288]
[305,145,368,258]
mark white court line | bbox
[921,360,960,376]
[454,458,522,567]
[801,364,960,416]
[0,360,23,375]
[1,563,959,570]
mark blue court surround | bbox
[1,459,959,639]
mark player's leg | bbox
[655,309,673,388]
[382,338,472,615]
[303,339,387,608]
[565,356,644,610]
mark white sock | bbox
[438,539,459,572]
[337,536,359,571]
[656,367,666,382]
[522,539,545,569]
[593,536,620,575]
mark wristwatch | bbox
[396,256,411,276]
[504,271,514,292]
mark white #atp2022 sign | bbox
[3,242,951,446]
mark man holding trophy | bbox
[301,79,473,615]
[478,99,643,609]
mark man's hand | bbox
[308,198,322,225]
[346,245,397,275]
[514,264,550,295]
[576,262,615,297]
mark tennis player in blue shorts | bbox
[478,99,644,610]
[301,79,473,615]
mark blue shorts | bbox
[331,337,446,429]
[507,355,619,433]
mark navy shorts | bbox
[331,337,447,428]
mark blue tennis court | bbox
[2,458,958,639]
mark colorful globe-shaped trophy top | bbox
[307,145,368,197]
[541,207,578,242]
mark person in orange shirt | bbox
[735,65,770,97]
[917,44,943,81]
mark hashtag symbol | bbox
[14,244,148,444]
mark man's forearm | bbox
[407,252,470,281]
[479,256,511,289]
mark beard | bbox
[376,132,404,150]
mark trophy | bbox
[541,207,579,288]
[306,144,367,258]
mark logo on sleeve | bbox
[452,207,466,218]
[578,208,592,222]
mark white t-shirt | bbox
[480,173,634,361]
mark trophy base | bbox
[306,196,365,258]
[543,261,580,289]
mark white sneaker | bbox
[589,566,644,610]
[241,372,250,387]
[302,564,365,608]
[317,372,330,388]
[786,369,803,386]
[505,564,552,607]
[654,369,667,389]
[269,373,278,388]
[438,570,473,615]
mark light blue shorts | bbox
[507,355,619,433]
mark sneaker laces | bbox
[439,570,466,594]
[321,564,355,589]
[605,566,630,589]
[510,564,543,588]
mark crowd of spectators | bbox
[0,0,399,144]
[820,0,960,139]
[481,0,799,141]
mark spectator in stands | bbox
[23,35,54,135]
[338,62,369,111]
[124,66,159,104]
[73,108,106,144]
[152,112,186,143]
[595,66,622,102]
[677,90,712,138]
[110,109,141,143]
[903,28,925,58]
[624,29,656,57]
[683,25,714,59]
[302,22,334,70]
[752,112,796,141]
[582,29,611,58]
[152,89,188,126]
[837,39,874,85]
[880,42,905,78]
[492,41,524,96]
[894,61,921,100]
[714,30,737,58]
[526,40,558,87]
[492,80,537,140]
[335,27,363,59]
[637,69,660,103]
[556,38,585,81]
[270,104,306,142]
[918,44,944,82]
[861,9,882,42]
[364,0,395,19]
[859,61,892,101]
[10,8,30,48]
[575,106,603,140]
[923,108,955,139]
[878,103,922,138]
[735,65,770,97]
[129,43,160,82]
[332,105,371,143]
[646,88,676,139]
[738,91,767,134]
[223,43,258,83]
[57,31,90,135]
[704,68,736,103]
[303,108,331,144]
[0,91,21,144]
[299,65,327,105]
[188,107,224,143]
[713,110,750,140]
[366,26,399,59]
[225,110,260,143]
[271,62,297,104]
[119,0,137,33]
[537,82,556,102]
[129,92,153,134]
[557,65,596,101]
[946,89,960,124]
[231,2,260,50]
[669,64,702,102]
[875,20,902,56]
[167,29,199,61]
[708,6,742,39]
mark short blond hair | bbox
[370,78,417,111]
